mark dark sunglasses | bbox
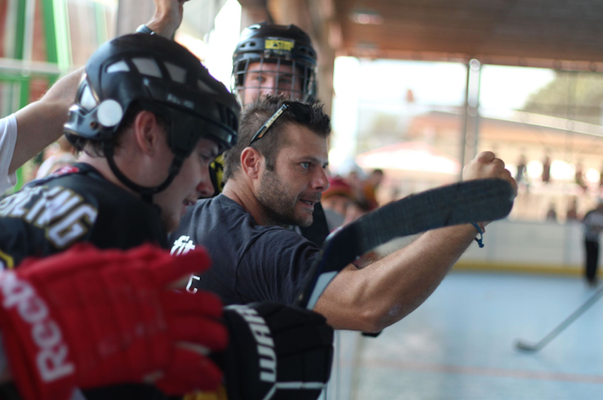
[249,101,312,146]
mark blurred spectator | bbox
[575,162,588,193]
[35,136,76,179]
[515,154,527,183]
[546,202,558,222]
[582,202,603,286]
[343,201,367,227]
[361,169,384,211]
[542,155,551,184]
[566,197,579,222]
[322,177,355,231]
[515,154,530,193]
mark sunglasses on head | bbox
[248,101,312,146]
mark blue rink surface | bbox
[349,271,603,400]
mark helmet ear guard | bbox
[64,34,240,201]
[64,80,125,144]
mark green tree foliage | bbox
[522,71,603,125]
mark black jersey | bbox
[0,163,167,268]
[0,163,169,400]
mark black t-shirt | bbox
[170,194,321,305]
[0,163,168,400]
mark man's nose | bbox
[313,168,329,192]
[259,85,277,95]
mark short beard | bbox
[257,169,310,227]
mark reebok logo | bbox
[0,271,74,382]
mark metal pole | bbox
[471,59,482,159]
[459,60,471,179]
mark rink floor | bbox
[339,271,603,400]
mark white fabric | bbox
[0,114,18,195]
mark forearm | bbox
[145,0,187,39]
[316,224,477,331]
[10,67,83,174]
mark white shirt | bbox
[0,114,18,195]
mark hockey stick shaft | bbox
[296,178,514,309]
[515,284,603,352]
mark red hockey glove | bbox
[0,243,227,400]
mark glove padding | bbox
[221,303,333,400]
[0,243,228,400]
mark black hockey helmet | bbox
[232,22,317,104]
[64,34,240,199]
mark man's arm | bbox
[11,67,84,174]
[315,151,517,332]
[9,0,187,175]
[146,0,189,38]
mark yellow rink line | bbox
[453,261,588,277]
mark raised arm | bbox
[315,151,517,332]
[146,0,189,38]
[10,67,83,175]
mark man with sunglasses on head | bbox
[208,21,318,195]
[171,94,517,332]
[208,21,331,255]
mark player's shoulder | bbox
[253,225,319,256]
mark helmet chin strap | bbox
[103,142,183,204]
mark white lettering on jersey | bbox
[47,205,98,248]
[0,271,74,382]
[0,186,45,217]
[171,235,196,256]
[173,236,200,294]
[25,187,63,223]
[0,186,98,249]
[186,275,200,294]
[34,189,84,227]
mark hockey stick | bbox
[515,284,603,352]
[295,178,515,309]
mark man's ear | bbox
[240,147,263,179]
[133,110,163,156]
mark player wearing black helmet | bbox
[0,33,239,400]
[231,22,317,106]
[206,22,320,196]
[0,33,239,261]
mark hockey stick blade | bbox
[515,340,541,352]
[514,283,603,353]
[296,178,514,309]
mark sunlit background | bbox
[3,0,603,226]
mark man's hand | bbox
[0,243,227,400]
[147,0,189,38]
[462,151,517,227]
[462,151,517,195]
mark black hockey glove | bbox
[220,302,334,400]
